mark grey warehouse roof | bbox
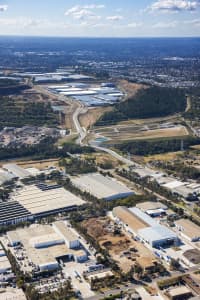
[138,225,178,244]
[129,207,158,227]
[71,173,133,200]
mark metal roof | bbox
[3,164,31,179]
[0,201,32,224]
[129,207,158,227]
[138,225,178,243]
[53,221,78,242]
[72,173,133,200]
[13,185,85,215]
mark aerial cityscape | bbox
[0,1,200,300]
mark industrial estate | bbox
[0,35,199,300]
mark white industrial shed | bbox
[3,163,31,179]
[53,221,80,249]
[138,226,179,248]
[71,173,134,200]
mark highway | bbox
[72,103,136,165]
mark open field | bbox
[82,217,154,273]
[93,123,189,143]
[144,151,183,163]
[81,152,123,169]
[0,158,60,170]
[118,114,182,126]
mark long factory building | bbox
[113,206,179,248]
[7,221,87,272]
[71,173,134,201]
[0,183,85,225]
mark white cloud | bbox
[184,18,200,25]
[149,0,200,12]
[65,4,104,20]
[0,4,8,12]
[127,22,143,28]
[153,21,178,28]
[106,15,123,21]
[82,5,105,9]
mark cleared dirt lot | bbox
[93,123,189,143]
[117,80,148,99]
[0,159,60,170]
[82,217,154,273]
[79,106,113,129]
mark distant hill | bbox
[96,86,187,125]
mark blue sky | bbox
[0,0,199,37]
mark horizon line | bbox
[0,34,199,39]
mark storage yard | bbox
[71,173,134,200]
[81,217,155,272]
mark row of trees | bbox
[0,138,94,161]
[114,137,200,156]
[59,157,97,175]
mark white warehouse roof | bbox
[71,173,134,200]
[12,185,85,216]
[129,207,158,227]
[3,164,31,179]
[162,180,186,189]
[138,225,178,245]
[53,221,78,243]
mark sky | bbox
[0,0,199,37]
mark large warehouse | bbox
[113,206,179,248]
[7,221,88,272]
[12,184,85,218]
[71,173,134,200]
